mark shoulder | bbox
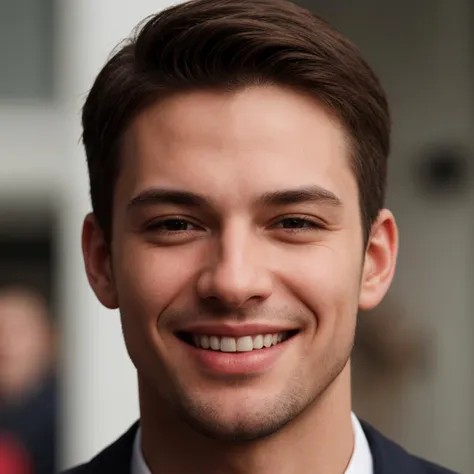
[407,456,458,474]
[62,466,88,474]
[360,420,458,474]
[60,422,139,474]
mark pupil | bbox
[284,218,303,228]
[166,220,187,230]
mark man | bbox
[65,0,456,472]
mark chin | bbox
[173,389,306,442]
[182,409,294,442]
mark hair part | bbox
[82,0,390,246]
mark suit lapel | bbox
[85,422,139,474]
[361,420,425,474]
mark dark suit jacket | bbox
[0,375,57,474]
[63,420,457,474]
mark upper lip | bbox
[176,323,299,338]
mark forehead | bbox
[118,85,357,208]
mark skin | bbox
[83,85,398,474]
[0,289,54,402]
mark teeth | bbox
[209,335,220,350]
[253,335,264,349]
[194,332,289,352]
[200,335,210,349]
[263,334,273,348]
[236,336,253,352]
[220,337,236,352]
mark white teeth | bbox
[210,336,220,350]
[263,334,273,348]
[236,336,254,352]
[192,332,290,352]
[253,334,264,350]
[200,335,210,349]
[220,337,237,352]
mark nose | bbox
[196,228,273,309]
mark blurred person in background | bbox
[0,285,57,474]
[64,0,455,473]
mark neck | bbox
[139,363,354,474]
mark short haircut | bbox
[82,0,390,245]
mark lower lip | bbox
[179,337,295,375]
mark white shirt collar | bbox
[131,413,373,474]
[346,413,374,474]
[131,426,150,474]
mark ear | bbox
[358,209,398,311]
[82,213,118,309]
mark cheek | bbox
[280,243,362,331]
[113,240,199,322]
[112,244,185,375]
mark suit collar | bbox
[81,422,139,474]
[360,420,448,474]
[79,419,453,474]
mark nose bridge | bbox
[198,219,272,307]
[219,224,254,282]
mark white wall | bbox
[0,105,65,201]
[57,1,183,469]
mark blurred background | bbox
[0,0,472,472]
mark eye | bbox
[146,218,201,232]
[272,217,323,230]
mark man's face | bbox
[84,85,396,440]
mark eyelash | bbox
[145,216,324,233]
[145,218,202,233]
[270,216,325,231]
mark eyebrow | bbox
[257,186,343,208]
[128,189,209,212]
[127,185,343,212]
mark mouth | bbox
[176,330,299,353]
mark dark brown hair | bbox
[82,0,390,245]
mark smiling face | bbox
[83,85,397,441]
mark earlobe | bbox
[358,209,398,311]
[82,213,119,309]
